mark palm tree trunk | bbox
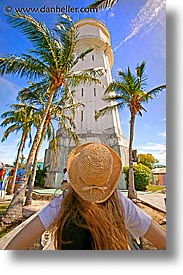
[8,133,27,195]
[2,88,56,224]
[25,121,48,206]
[128,112,137,199]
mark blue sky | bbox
[0,0,166,165]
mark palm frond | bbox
[49,130,57,156]
[95,105,117,120]
[67,67,105,88]
[0,116,16,127]
[103,93,129,105]
[72,47,94,67]
[17,81,50,105]
[7,12,60,68]
[141,85,166,102]
[136,61,146,79]
[135,61,147,90]
[1,110,15,120]
[0,55,45,79]
[105,81,131,98]
[22,54,49,72]
[89,0,118,10]
[54,14,77,71]
[1,124,20,141]
[117,69,137,93]
[59,117,80,145]
[54,14,75,44]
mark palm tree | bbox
[95,61,166,199]
[22,84,83,206]
[0,13,104,223]
[89,0,119,9]
[0,103,40,195]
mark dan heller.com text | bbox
[12,5,98,14]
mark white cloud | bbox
[155,152,166,165]
[137,142,166,151]
[114,0,166,52]
[158,131,166,138]
[0,144,17,165]
[137,142,166,164]
[109,12,115,17]
[0,78,22,95]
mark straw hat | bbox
[67,143,122,203]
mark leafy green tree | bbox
[0,13,103,223]
[95,61,166,199]
[138,153,159,170]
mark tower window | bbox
[81,88,84,97]
[94,88,96,96]
[91,55,94,61]
[81,110,84,121]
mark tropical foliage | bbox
[138,153,159,170]
[18,83,83,205]
[0,12,103,223]
[95,61,166,199]
[124,163,152,192]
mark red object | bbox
[0,168,6,180]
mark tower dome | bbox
[75,18,114,69]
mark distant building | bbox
[44,18,129,189]
[36,158,44,170]
[151,167,166,186]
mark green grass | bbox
[0,203,25,239]
[0,203,10,238]
[0,224,14,238]
[0,203,9,216]
[146,184,165,193]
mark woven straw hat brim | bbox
[67,143,122,203]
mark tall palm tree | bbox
[89,0,119,9]
[0,103,40,195]
[95,61,166,199]
[0,13,104,223]
[21,84,83,205]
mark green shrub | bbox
[35,168,46,187]
[123,164,152,191]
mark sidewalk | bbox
[1,189,166,214]
[121,190,166,213]
[137,192,166,213]
[0,193,49,217]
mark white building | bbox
[44,18,129,189]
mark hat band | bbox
[82,185,108,195]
